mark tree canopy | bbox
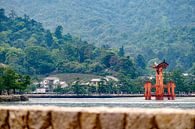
[0,0,194,71]
[0,8,138,79]
[0,66,30,94]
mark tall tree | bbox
[101,52,115,67]
[170,70,186,93]
[55,25,63,39]
[0,8,5,19]
[118,46,125,57]
[8,10,17,19]
[2,67,18,94]
[0,67,5,94]
[45,30,53,47]
[135,54,146,69]
[0,66,31,94]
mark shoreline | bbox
[27,94,143,98]
[26,94,195,98]
[0,95,29,102]
[1,94,194,100]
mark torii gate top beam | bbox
[153,60,169,70]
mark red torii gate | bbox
[144,60,176,100]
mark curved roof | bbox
[153,60,169,69]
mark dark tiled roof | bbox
[154,60,169,69]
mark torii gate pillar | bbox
[144,60,176,100]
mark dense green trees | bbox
[136,55,146,69]
[25,46,55,74]
[1,0,194,72]
[0,8,137,78]
[167,70,195,94]
[0,66,30,94]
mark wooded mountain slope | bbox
[0,0,194,71]
[0,8,138,79]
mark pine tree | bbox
[0,8,6,20]
[118,46,125,57]
[55,25,63,39]
[136,54,146,69]
[45,30,53,47]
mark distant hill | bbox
[0,0,194,46]
[0,0,194,71]
[0,9,137,79]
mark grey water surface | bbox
[1,97,195,109]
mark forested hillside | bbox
[0,0,194,71]
[0,8,137,79]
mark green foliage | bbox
[0,66,30,94]
[1,0,194,71]
[0,7,194,94]
[164,69,194,93]
[0,9,138,79]
[45,30,53,47]
[135,55,146,69]
[118,46,125,57]
[88,86,97,94]
[101,52,115,68]
[0,8,7,21]
[72,81,87,95]
[53,86,65,94]
[167,69,194,93]
[55,25,63,39]
[26,84,36,92]
[25,46,55,74]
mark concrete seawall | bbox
[0,106,194,129]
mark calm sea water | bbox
[1,97,195,109]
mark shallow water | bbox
[1,97,195,109]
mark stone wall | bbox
[0,95,28,102]
[0,106,194,129]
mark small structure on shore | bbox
[42,77,60,87]
[89,76,119,86]
[35,77,69,93]
[144,60,176,100]
[90,78,103,86]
